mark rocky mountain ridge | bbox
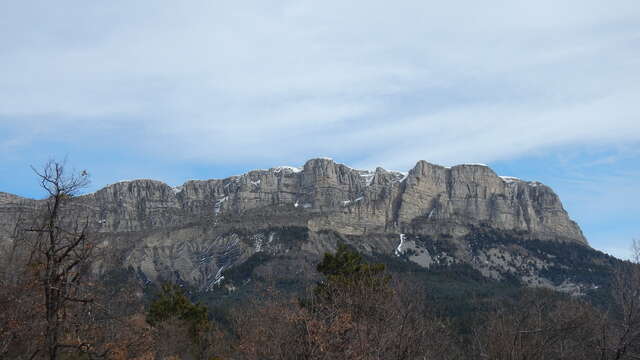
[1,158,596,293]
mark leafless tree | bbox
[234,274,461,360]
[471,290,602,360]
[598,239,640,359]
[24,159,97,359]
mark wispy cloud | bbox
[1,0,639,169]
[2,2,639,259]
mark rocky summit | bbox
[1,158,603,294]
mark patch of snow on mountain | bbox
[343,197,364,207]
[359,172,375,186]
[390,171,408,182]
[500,176,521,183]
[272,166,302,173]
[395,234,406,256]
[253,233,265,252]
[214,196,228,214]
[213,266,225,286]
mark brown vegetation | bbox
[1,161,639,359]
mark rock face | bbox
[66,158,584,243]
[0,158,589,291]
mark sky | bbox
[1,1,638,259]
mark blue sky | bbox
[1,1,638,259]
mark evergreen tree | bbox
[313,243,391,319]
[147,284,210,342]
[316,243,388,288]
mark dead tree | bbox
[601,239,640,360]
[26,160,94,360]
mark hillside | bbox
[1,158,616,299]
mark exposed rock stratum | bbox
[1,158,595,293]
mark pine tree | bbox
[147,284,210,342]
[313,243,391,320]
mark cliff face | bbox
[65,158,584,244]
[0,158,589,291]
[0,192,36,236]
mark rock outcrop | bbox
[0,158,589,291]
[61,158,585,244]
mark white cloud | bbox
[1,0,639,168]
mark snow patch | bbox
[389,171,408,182]
[172,186,184,194]
[216,196,228,204]
[359,172,375,186]
[272,166,302,173]
[199,256,211,265]
[500,176,521,183]
[395,234,406,256]
[343,197,364,206]
[214,196,228,214]
[254,234,265,252]
[213,266,225,286]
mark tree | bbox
[25,160,96,359]
[314,246,460,359]
[471,289,602,360]
[598,239,640,359]
[312,243,390,320]
[234,243,461,360]
[147,283,221,359]
[147,283,210,339]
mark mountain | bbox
[0,158,614,297]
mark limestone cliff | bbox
[0,158,590,291]
[63,158,585,244]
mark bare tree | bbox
[233,246,462,360]
[598,239,640,360]
[25,160,95,359]
[471,289,602,360]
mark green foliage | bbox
[317,243,388,285]
[312,243,390,309]
[147,283,210,340]
[317,243,369,277]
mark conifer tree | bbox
[147,283,210,341]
